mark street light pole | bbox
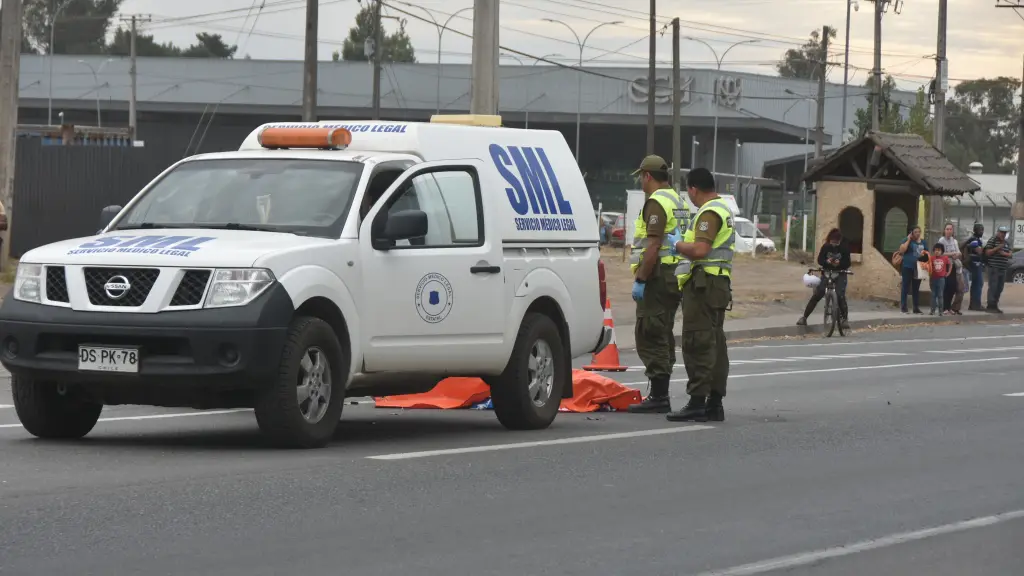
[686,37,759,175]
[409,6,474,116]
[543,18,622,162]
[76,59,113,127]
[786,88,814,251]
[48,0,75,125]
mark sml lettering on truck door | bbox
[359,161,506,372]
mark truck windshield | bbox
[112,158,363,238]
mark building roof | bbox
[802,131,981,196]
[13,54,922,145]
[944,172,1019,206]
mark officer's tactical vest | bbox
[630,188,691,275]
[676,197,736,288]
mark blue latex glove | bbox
[666,229,683,255]
[631,280,646,301]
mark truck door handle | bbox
[470,265,501,274]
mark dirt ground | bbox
[601,246,1024,323]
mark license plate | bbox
[78,346,140,373]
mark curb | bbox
[710,312,1024,345]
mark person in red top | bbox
[929,243,951,316]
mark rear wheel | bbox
[491,313,568,430]
[11,375,103,439]
[1011,269,1024,285]
[255,316,346,449]
[823,288,837,338]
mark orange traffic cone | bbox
[584,298,628,372]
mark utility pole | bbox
[469,0,499,115]
[871,0,883,131]
[301,0,318,121]
[371,0,383,119]
[0,0,23,270]
[671,18,681,192]
[646,0,656,154]
[1013,54,1024,250]
[815,25,828,159]
[119,15,151,139]
[928,0,948,243]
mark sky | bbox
[117,0,1024,92]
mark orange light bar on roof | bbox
[257,126,352,150]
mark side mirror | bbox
[98,205,123,232]
[372,209,428,250]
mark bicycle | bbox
[808,268,854,337]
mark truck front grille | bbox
[84,267,160,307]
[170,270,212,306]
[45,266,69,303]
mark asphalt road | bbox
[2,322,1023,575]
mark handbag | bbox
[891,251,903,267]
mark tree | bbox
[849,75,910,139]
[943,77,1021,173]
[107,28,182,57]
[181,32,237,58]
[0,7,37,53]
[340,5,415,63]
[776,27,837,80]
[23,0,121,55]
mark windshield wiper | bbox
[115,223,197,230]
[194,223,308,235]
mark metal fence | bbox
[11,138,170,257]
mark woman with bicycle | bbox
[797,228,851,330]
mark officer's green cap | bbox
[631,154,669,175]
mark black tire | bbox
[11,374,103,439]
[491,312,568,431]
[1011,268,1024,285]
[824,289,837,338]
[255,316,347,449]
[835,291,847,337]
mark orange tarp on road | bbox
[373,370,641,413]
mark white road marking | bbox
[692,508,1024,576]
[0,409,251,429]
[1004,393,1024,397]
[622,357,1020,387]
[366,425,714,461]
[925,345,1024,354]
[741,333,1024,350]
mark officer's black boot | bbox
[705,393,725,422]
[628,377,671,414]
[666,395,707,422]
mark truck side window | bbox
[386,169,482,248]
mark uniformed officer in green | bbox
[665,167,734,422]
[626,155,691,414]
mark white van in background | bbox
[0,116,610,448]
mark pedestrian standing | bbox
[898,226,925,314]
[983,226,1012,313]
[929,243,950,315]
[664,168,734,423]
[936,223,961,312]
[627,155,691,414]
[963,223,986,311]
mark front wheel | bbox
[255,316,347,449]
[491,313,568,430]
[823,289,837,338]
[11,375,103,439]
[1011,269,1024,285]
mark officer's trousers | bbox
[681,268,731,398]
[634,264,681,381]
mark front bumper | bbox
[0,284,295,391]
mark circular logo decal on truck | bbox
[415,273,454,323]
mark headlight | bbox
[13,263,43,303]
[204,268,275,308]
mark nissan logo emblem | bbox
[103,275,131,300]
